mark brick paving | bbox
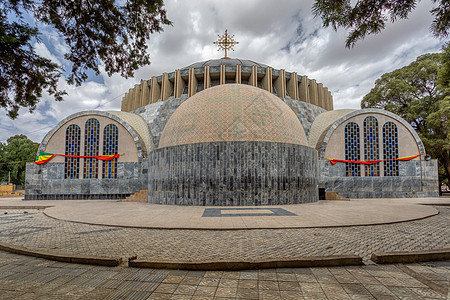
[0,206,448,263]
[0,251,448,299]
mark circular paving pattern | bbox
[0,205,448,263]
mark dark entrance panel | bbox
[319,188,325,200]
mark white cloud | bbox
[0,0,445,143]
[34,42,61,66]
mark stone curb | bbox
[420,203,450,207]
[0,242,122,267]
[129,255,363,271]
[0,206,52,209]
[371,249,450,264]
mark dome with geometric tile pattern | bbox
[158,84,308,148]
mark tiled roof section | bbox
[107,111,155,152]
[186,58,269,69]
[158,84,308,148]
[308,109,356,148]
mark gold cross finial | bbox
[213,29,238,59]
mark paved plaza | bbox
[43,198,443,229]
[0,198,449,263]
[0,251,448,299]
[0,196,449,298]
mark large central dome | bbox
[158,84,308,148]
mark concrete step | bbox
[123,190,148,202]
[325,192,350,201]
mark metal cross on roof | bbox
[213,29,238,59]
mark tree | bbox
[0,135,39,185]
[313,0,449,48]
[361,47,450,189]
[0,142,7,183]
[0,0,171,118]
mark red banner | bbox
[34,153,121,165]
[327,153,424,165]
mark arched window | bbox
[364,116,380,176]
[83,118,100,179]
[345,122,361,177]
[65,124,81,179]
[102,124,119,179]
[383,122,399,176]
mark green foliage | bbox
[361,53,442,131]
[0,142,6,183]
[361,47,450,188]
[0,135,38,185]
[313,0,450,48]
[438,42,450,89]
[0,0,171,118]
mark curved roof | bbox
[308,109,356,148]
[159,84,308,148]
[107,111,155,152]
[316,108,426,158]
[38,111,153,160]
[186,58,268,69]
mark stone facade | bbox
[133,95,187,148]
[148,141,319,206]
[320,159,439,198]
[282,98,327,137]
[25,161,148,200]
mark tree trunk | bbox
[442,151,450,193]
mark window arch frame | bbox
[383,121,399,176]
[102,124,119,179]
[363,116,380,176]
[83,118,100,179]
[344,122,361,177]
[64,124,81,179]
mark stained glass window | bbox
[83,118,100,179]
[363,116,380,176]
[344,122,361,177]
[64,124,81,179]
[102,124,119,179]
[383,122,399,176]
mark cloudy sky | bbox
[0,0,445,143]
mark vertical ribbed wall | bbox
[148,141,319,206]
[121,65,334,112]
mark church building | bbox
[25,32,439,204]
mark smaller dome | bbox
[159,84,308,148]
[308,109,356,149]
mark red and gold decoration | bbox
[35,152,122,165]
[326,153,424,165]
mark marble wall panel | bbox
[148,141,319,206]
[320,159,439,198]
[24,161,148,200]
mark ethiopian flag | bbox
[34,152,122,165]
[35,152,56,165]
[326,153,424,165]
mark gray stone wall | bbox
[24,161,148,200]
[320,159,439,198]
[133,95,188,148]
[148,141,319,206]
[282,98,327,137]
